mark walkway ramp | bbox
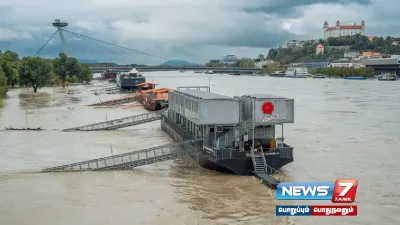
[63,111,163,131]
[87,95,138,106]
[41,139,202,172]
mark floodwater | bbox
[0,71,399,225]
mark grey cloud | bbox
[0,0,397,64]
[244,0,372,17]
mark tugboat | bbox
[312,74,327,78]
[378,73,397,81]
[161,87,294,188]
[141,88,172,111]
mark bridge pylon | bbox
[52,19,69,56]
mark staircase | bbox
[63,111,165,131]
[42,139,202,172]
[250,148,282,189]
[217,118,253,150]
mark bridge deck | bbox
[42,139,202,172]
[63,111,163,131]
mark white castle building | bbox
[323,20,365,39]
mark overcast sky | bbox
[0,0,397,65]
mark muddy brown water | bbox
[0,72,399,225]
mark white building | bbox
[316,44,324,54]
[323,20,365,39]
[344,51,359,59]
[330,62,364,68]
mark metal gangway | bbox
[63,111,164,131]
[87,95,139,106]
[41,139,202,172]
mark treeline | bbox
[267,34,400,65]
[323,34,400,54]
[266,44,344,65]
[0,51,93,95]
[311,67,375,77]
[205,58,256,68]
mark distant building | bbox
[256,60,276,68]
[282,40,315,48]
[344,51,359,59]
[222,55,238,65]
[258,54,265,61]
[323,20,365,39]
[360,52,381,59]
[316,44,324,54]
[330,62,364,68]
[303,61,330,69]
[209,59,221,63]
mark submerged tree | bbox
[0,69,8,95]
[53,53,93,86]
[18,57,53,92]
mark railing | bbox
[176,86,210,92]
[63,110,166,131]
[217,118,253,150]
[42,139,202,172]
[250,147,257,171]
[260,147,286,182]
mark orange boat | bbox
[135,82,158,102]
[142,88,173,111]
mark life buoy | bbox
[269,139,276,151]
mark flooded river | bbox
[0,72,399,225]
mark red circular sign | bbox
[261,101,274,114]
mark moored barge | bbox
[161,86,294,186]
[116,68,146,91]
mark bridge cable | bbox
[61,29,169,61]
[63,31,140,63]
[34,30,59,57]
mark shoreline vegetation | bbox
[0,50,93,96]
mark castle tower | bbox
[323,21,328,29]
[52,19,69,56]
[336,20,340,29]
[361,20,365,34]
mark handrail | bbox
[64,110,166,131]
[250,147,257,171]
[43,139,202,171]
[259,146,268,173]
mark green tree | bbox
[53,53,93,85]
[0,50,19,87]
[238,59,256,68]
[0,69,8,95]
[18,57,53,92]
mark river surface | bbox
[0,71,399,225]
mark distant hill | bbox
[79,59,100,64]
[161,60,200,66]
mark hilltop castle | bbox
[323,20,365,39]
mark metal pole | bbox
[110,143,115,165]
[26,110,28,128]
[252,100,255,152]
[52,86,54,106]
[106,114,108,121]
[208,73,211,92]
